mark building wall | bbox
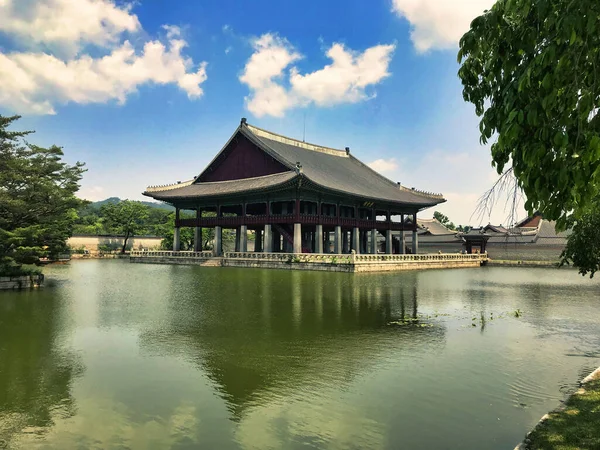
[68,235,163,252]
[486,244,564,262]
[199,134,288,182]
[417,241,564,262]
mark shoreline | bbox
[514,366,600,449]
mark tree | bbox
[458,0,600,230]
[560,200,600,277]
[433,211,457,230]
[158,211,216,251]
[0,115,86,276]
[101,200,148,253]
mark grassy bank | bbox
[524,369,600,449]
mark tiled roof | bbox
[242,124,445,207]
[417,218,457,236]
[144,121,447,208]
[145,172,297,200]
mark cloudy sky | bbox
[0,0,523,226]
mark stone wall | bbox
[68,235,163,252]
[0,274,44,290]
[130,251,486,273]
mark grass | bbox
[525,373,600,450]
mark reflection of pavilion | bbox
[139,271,446,421]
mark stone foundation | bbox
[0,274,44,290]
[130,251,486,273]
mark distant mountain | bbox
[87,197,174,211]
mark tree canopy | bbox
[458,0,600,230]
[100,200,149,253]
[0,115,86,276]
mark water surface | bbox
[1,261,599,449]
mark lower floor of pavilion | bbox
[176,222,420,256]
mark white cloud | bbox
[225,46,233,55]
[239,33,395,117]
[0,0,140,55]
[368,158,399,173]
[239,34,302,117]
[391,0,495,52]
[0,1,208,115]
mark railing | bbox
[224,252,354,264]
[130,250,487,264]
[130,250,213,258]
[354,252,487,262]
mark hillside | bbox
[88,197,174,211]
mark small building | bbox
[143,119,446,255]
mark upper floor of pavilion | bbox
[143,118,446,214]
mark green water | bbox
[1,261,600,450]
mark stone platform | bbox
[130,251,487,273]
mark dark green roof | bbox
[144,121,446,208]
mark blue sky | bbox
[0,0,522,225]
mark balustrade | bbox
[130,250,487,264]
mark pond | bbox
[1,261,599,449]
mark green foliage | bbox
[433,211,457,230]
[0,115,85,276]
[100,200,148,253]
[560,201,600,277]
[458,0,600,229]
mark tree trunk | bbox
[121,230,130,254]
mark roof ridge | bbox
[246,123,348,157]
[146,179,194,193]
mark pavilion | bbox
[143,118,446,256]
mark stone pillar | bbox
[263,225,272,253]
[255,229,263,252]
[214,226,222,256]
[352,227,360,254]
[412,230,419,254]
[334,226,342,254]
[293,223,302,254]
[385,229,392,254]
[324,230,331,254]
[412,212,418,254]
[173,227,180,252]
[400,230,406,254]
[370,229,377,254]
[315,224,324,254]
[342,230,349,253]
[240,225,248,252]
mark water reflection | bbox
[2,262,599,450]
[139,269,445,424]
[0,293,83,448]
